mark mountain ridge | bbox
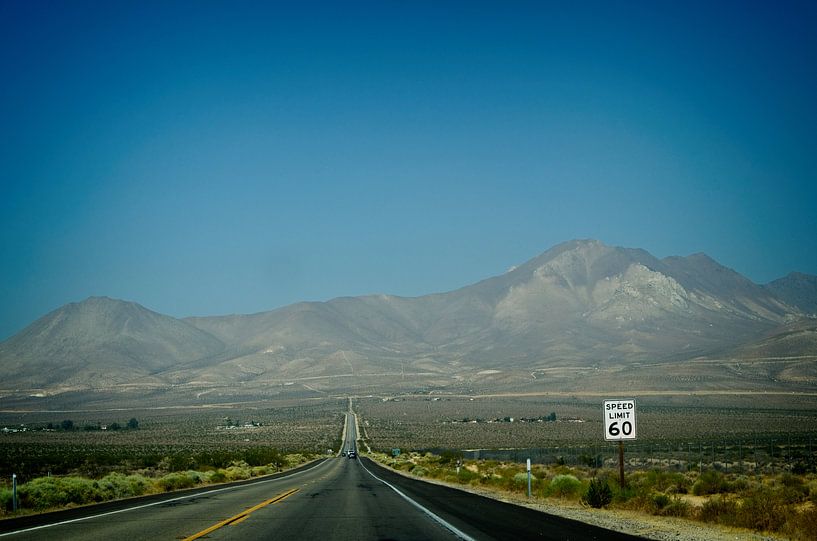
[1,240,815,396]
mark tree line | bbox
[51,418,139,431]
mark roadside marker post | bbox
[12,474,17,512]
[603,399,637,488]
[526,458,531,498]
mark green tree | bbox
[60,419,74,431]
[127,418,139,429]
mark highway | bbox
[1,413,644,540]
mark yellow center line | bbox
[182,487,299,541]
[229,514,251,526]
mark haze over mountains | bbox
[2,240,816,403]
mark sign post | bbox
[603,399,637,487]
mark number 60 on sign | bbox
[603,399,637,441]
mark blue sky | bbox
[1,1,815,339]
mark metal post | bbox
[12,474,17,512]
[618,441,625,488]
[526,458,531,498]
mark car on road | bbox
[348,451,356,459]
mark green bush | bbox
[513,472,535,486]
[454,468,479,484]
[224,465,250,481]
[96,473,150,500]
[18,477,98,510]
[651,492,671,510]
[549,474,582,498]
[207,470,227,483]
[0,487,13,512]
[156,472,198,492]
[699,496,737,524]
[583,478,613,508]
[640,470,691,494]
[692,470,731,495]
[660,497,690,517]
[783,506,817,541]
[736,488,789,532]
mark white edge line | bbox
[0,460,328,538]
[359,459,477,541]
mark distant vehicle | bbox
[341,451,347,457]
[348,450,357,459]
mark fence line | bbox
[456,435,816,474]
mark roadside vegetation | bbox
[369,451,817,540]
[0,452,313,514]
[0,400,346,517]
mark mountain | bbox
[0,240,813,396]
[0,297,224,388]
[764,272,817,316]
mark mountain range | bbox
[2,240,816,401]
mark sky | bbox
[1,1,816,340]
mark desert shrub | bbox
[454,468,479,484]
[0,487,13,512]
[127,474,151,494]
[251,466,272,477]
[410,466,429,477]
[549,474,582,498]
[659,497,691,517]
[641,470,691,494]
[283,454,308,467]
[186,470,205,484]
[207,470,227,483]
[224,464,250,481]
[643,492,691,517]
[776,473,810,504]
[729,475,751,492]
[243,448,282,467]
[779,472,804,489]
[156,472,197,492]
[692,470,731,495]
[96,473,150,499]
[611,481,637,504]
[784,506,817,541]
[512,472,536,487]
[698,496,737,524]
[18,476,98,509]
[583,478,613,508]
[651,492,671,510]
[735,488,789,532]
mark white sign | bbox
[603,399,637,441]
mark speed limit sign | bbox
[603,399,637,440]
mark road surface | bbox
[1,413,644,540]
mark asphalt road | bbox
[1,414,645,540]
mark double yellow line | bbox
[183,487,299,541]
